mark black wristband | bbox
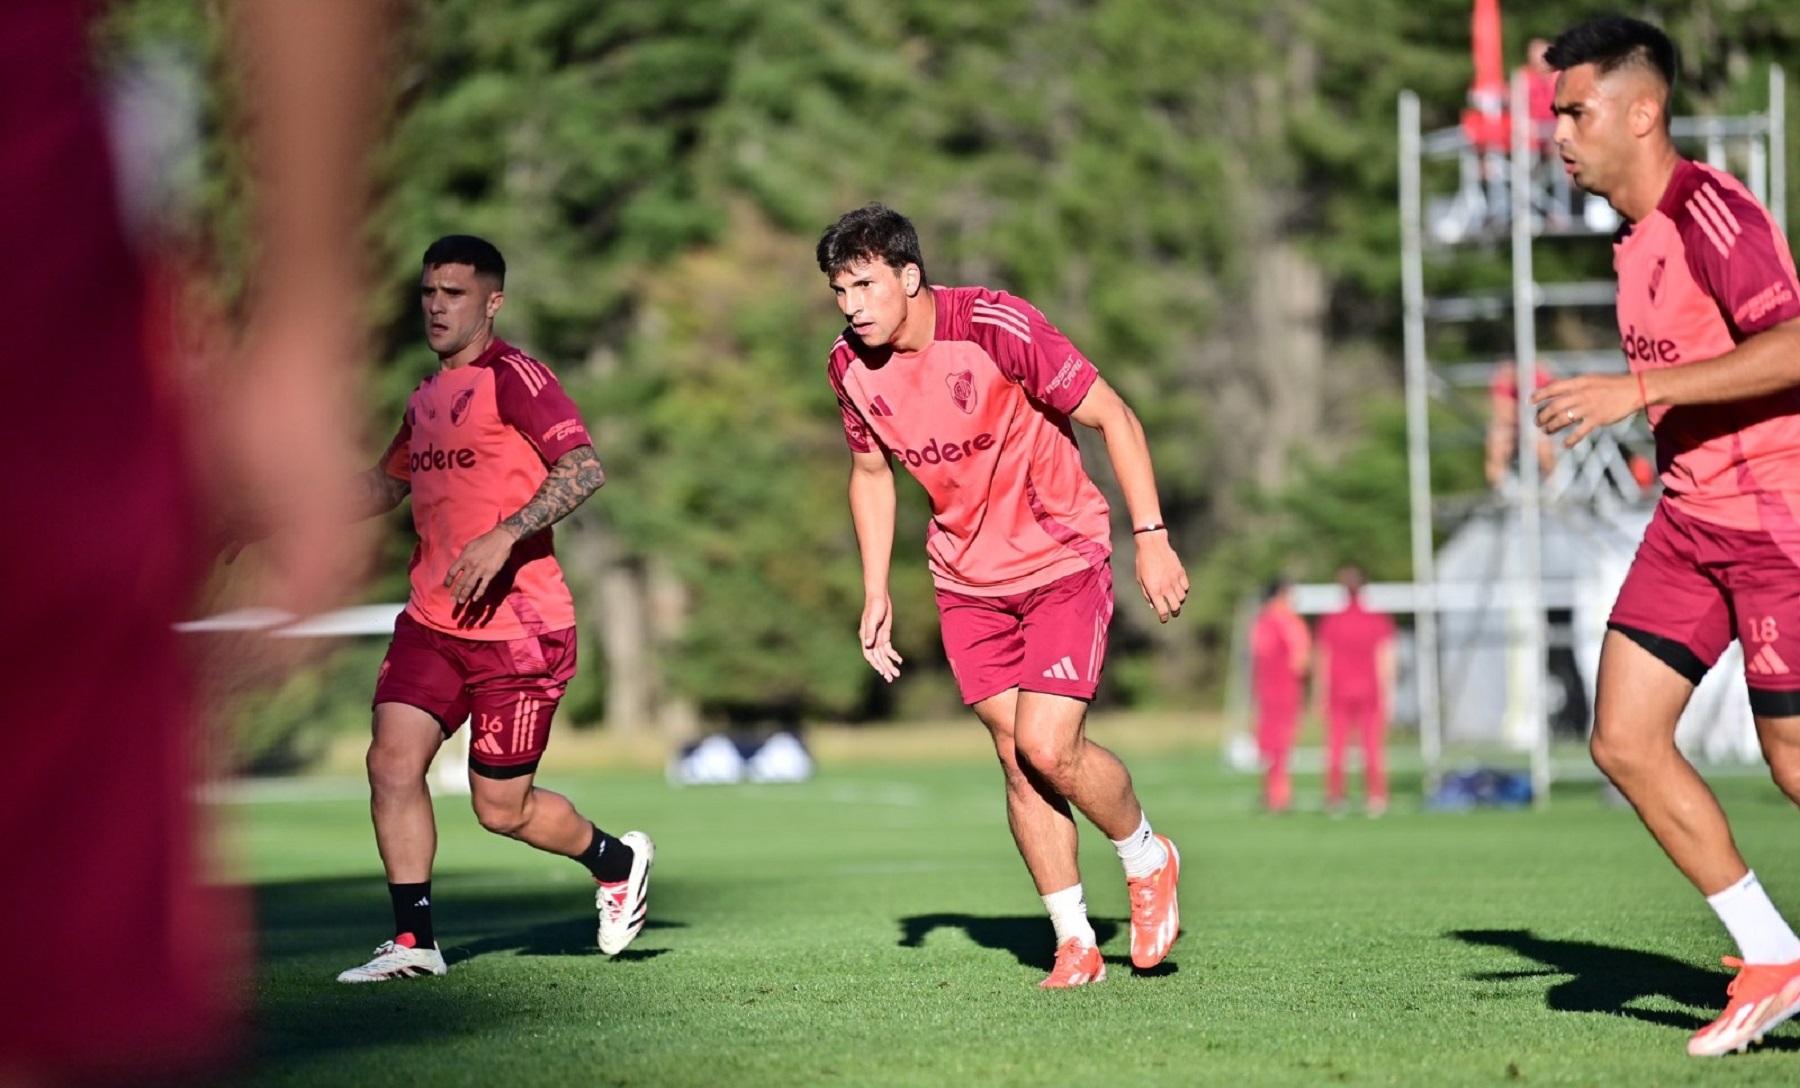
[1133,523,1167,535]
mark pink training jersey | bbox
[1614,159,1800,531]
[382,338,594,640]
[1317,597,1395,704]
[829,286,1111,595]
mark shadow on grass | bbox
[246,874,687,1065]
[898,913,1123,970]
[254,874,687,958]
[1449,927,1800,1049]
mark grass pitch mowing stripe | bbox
[227,751,1800,1086]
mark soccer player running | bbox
[336,235,653,982]
[1531,15,1800,1056]
[818,204,1188,988]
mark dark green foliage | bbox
[110,0,1800,730]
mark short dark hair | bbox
[816,203,928,284]
[1545,14,1678,97]
[422,234,506,287]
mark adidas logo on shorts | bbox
[1042,656,1080,681]
[1748,644,1791,676]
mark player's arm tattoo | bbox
[352,464,410,520]
[501,445,605,539]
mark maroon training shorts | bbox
[374,610,577,777]
[1610,499,1800,713]
[936,563,1113,705]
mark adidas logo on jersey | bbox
[1042,656,1080,682]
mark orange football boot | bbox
[1039,939,1106,989]
[1127,834,1181,969]
[1688,957,1800,1056]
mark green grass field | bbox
[220,735,1800,1086]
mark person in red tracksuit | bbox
[1250,578,1310,813]
[1315,567,1395,816]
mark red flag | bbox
[1470,0,1505,115]
[1461,0,1509,149]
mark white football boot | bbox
[335,935,447,983]
[596,830,655,955]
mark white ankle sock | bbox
[1042,884,1096,948]
[1111,813,1167,879]
[1706,870,1800,965]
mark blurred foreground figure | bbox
[818,204,1189,988]
[1531,14,1800,1057]
[1250,578,1310,813]
[334,236,653,984]
[0,1,391,1081]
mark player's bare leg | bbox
[468,772,597,854]
[973,689,1104,986]
[1682,711,1800,1054]
[468,772,653,955]
[974,689,1081,893]
[1755,713,1800,810]
[340,703,450,982]
[1010,690,1182,970]
[1011,692,1142,838]
[368,702,446,884]
[1588,632,1743,890]
[1594,631,1800,1054]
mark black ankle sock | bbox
[576,824,635,883]
[388,881,434,945]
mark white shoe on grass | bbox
[596,830,654,955]
[335,935,446,983]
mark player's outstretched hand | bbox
[446,525,520,603]
[860,592,903,682]
[1135,532,1188,623]
[1531,373,1642,448]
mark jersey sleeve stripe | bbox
[503,354,547,396]
[972,313,1032,343]
[971,301,1031,341]
[972,299,1029,333]
[1686,194,1736,259]
[1697,182,1744,235]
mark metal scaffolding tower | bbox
[1398,67,1787,805]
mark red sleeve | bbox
[828,345,876,454]
[1678,180,1800,338]
[962,289,1099,414]
[490,349,594,465]
[381,414,412,481]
